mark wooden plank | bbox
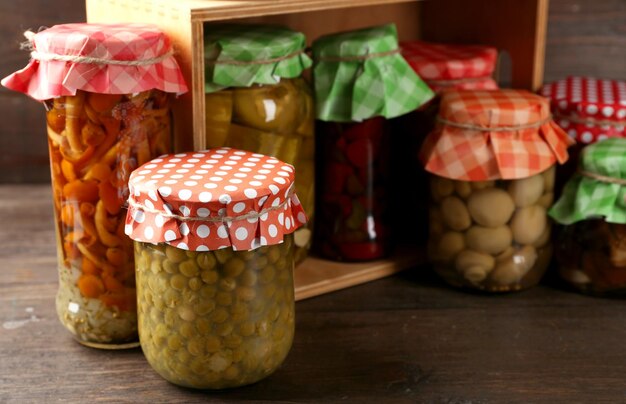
[294,248,426,300]
[420,0,549,91]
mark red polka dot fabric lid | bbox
[124,148,307,251]
[540,76,626,144]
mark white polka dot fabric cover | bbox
[125,148,307,251]
[540,76,626,144]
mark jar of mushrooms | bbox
[420,89,573,292]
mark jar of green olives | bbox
[311,24,433,261]
[420,89,573,292]
[125,147,307,389]
[203,24,314,265]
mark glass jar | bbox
[314,117,392,261]
[134,235,295,389]
[393,42,499,244]
[46,90,172,347]
[311,24,433,261]
[205,78,314,264]
[428,167,555,291]
[549,138,626,296]
[1,24,187,348]
[556,220,626,295]
[124,147,306,388]
[203,25,314,265]
[421,89,573,292]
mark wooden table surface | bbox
[2,184,626,403]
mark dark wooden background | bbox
[0,0,624,183]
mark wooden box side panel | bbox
[419,0,549,91]
[86,0,200,153]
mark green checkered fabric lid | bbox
[550,138,626,224]
[312,23,434,122]
[204,24,312,93]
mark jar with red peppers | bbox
[550,138,626,296]
[311,24,433,261]
[1,23,187,348]
[394,41,499,243]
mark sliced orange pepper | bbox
[99,180,123,216]
[63,241,81,261]
[84,162,111,182]
[79,203,99,242]
[63,179,99,203]
[103,274,125,292]
[77,274,105,298]
[95,200,121,247]
[106,247,127,267]
[81,258,101,276]
[88,93,123,113]
[60,204,76,227]
[60,144,96,171]
[82,121,107,146]
[64,91,86,153]
[60,159,77,182]
[99,289,136,311]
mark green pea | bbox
[200,269,219,284]
[199,285,217,299]
[224,258,245,277]
[163,289,180,308]
[188,277,202,291]
[163,260,178,274]
[167,335,182,351]
[176,349,192,364]
[215,322,234,336]
[197,252,217,270]
[170,274,187,291]
[214,249,233,264]
[219,277,237,292]
[239,270,257,287]
[211,308,229,324]
[205,335,221,353]
[179,259,200,277]
[216,291,233,306]
[187,337,204,356]
[194,300,216,316]
[178,306,196,322]
[196,318,211,334]
[166,245,187,263]
[239,322,255,337]
[179,322,195,338]
[267,247,280,264]
[260,266,276,284]
[223,365,240,380]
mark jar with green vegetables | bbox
[203,25,314,265]
[550,138,626,296]
[125,147,307,389]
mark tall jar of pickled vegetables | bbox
[394,41,499,243]
[311,24,434,261]
[541,76,626,195]
[420,89,573,292]
[550,138,626,296]
[203,24,314,265]
[124,147,307,389]
[1,23,187,348]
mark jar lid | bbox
[1,23,187,100]
[540,76,626,144]
[125,148,307,251]
[550,138,626,225]
[420,89,573,180]
[311,23,434,122]
[400,41,498,93]
[204,24,312,93]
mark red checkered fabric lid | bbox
[1,23,187,100]
[540,76,626,144]
[420,89,573,181]
[400,41,498,93]
[125,148,307,252]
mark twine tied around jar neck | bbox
[554,113,626,128]
[21,30,174,66]
[426,75,495,88]
[128,189,296,223]
[205,49,306,66]
[578,170,626,186]
[313,48,401,63]
[436,115,554,131]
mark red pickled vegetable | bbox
[338,242,385,261]
[326,162,354,194]
[346,138,373,168]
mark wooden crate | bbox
[86,0,549,300]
